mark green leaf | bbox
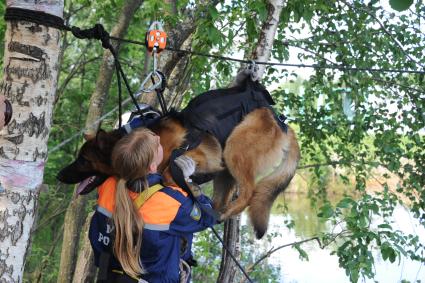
[294,244,309,261]
[246,17,256,38]
[377,223,392,230]
[208,6,219,20]
[337,197,354,209]
[389,0,413,11]
[318,203,334,219]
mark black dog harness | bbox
[181,77,287,150]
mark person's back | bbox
[88,128,216,283]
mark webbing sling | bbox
[133,183,164,209]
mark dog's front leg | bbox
[212,169,236,212]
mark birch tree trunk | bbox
[57,1,144,282]
[217,1,286,282]
[0,1,63,282]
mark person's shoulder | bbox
[166,185,188,197]
[141,188,183,225]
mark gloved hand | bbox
[174,155,196,182]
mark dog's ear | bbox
[83,133,96,141]
[95,129,110,152]
[84,129,104,141]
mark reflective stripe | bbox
[97,205,112,218]
[133,184,164,209]
[143,223,170,231]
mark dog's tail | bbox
[248,132,300,239]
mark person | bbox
[89,127,216,283]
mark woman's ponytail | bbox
[111,128,160,278]
[113,178,144,277]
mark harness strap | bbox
[111,269,149,282]
[133,183,164,209]
[169,149,219,221]
[97,252,111,282]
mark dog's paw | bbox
[216,215,224,224]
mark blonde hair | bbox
[111,128,159,277]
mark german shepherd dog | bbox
[57,79,300,239]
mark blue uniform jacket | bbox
[89,173,216,282]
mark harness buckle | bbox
[277,114,287,123]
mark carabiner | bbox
[136,49,163,94]
[247,60,259,81]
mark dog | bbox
[57,78,300,239]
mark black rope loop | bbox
[153,71,167,93]
[71,24,112,50]
[4,7,66,30]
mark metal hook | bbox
[148,21,164,32]
[136,49,163,95]
[247,60,259,81]
[248,60,256,71]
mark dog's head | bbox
[57,129,123,194]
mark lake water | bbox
[240,193,425,283]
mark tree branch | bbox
[32,223,64,283]
[54,55,101,105]
[341,0,425,69]
[239,230,348,283]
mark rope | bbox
[6,9,420,281]
[210,226,254,283]
[151,71,168,115]
[48,96,134,154]
[108,36,425,75]
[4,7,425,75]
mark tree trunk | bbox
[0,1,64,282]
[72,213,96,283]
[217,1,286,282]
[156,0,219,110]
[56,1,144,282]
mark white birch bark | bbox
[218,1,286,282]
[251,0,285,79]
[0,1,63,282]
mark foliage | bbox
[192,224,280,283]
[389,0,414,12]
[0,0,422,282]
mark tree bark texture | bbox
[217,1,286,282]
[0,1,64,282]
[251,0,286,79]
[217,216,241,283]
[72,213,96,283]
[57,1,144,282]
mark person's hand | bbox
[174,155,196,182]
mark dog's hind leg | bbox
[221,108,300,233]
[220,109,269,220]
[220,147,255,220]
[249,126,300,238]
[212,169,236,212]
